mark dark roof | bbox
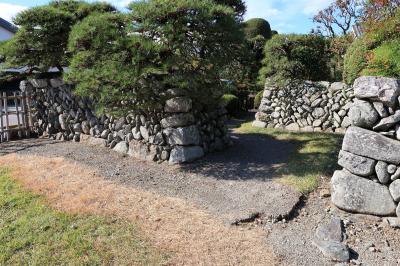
[0,17,17,34]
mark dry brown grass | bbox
[0,154,279,266]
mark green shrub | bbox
[362,39,400,77]
[258,34,331,88]
[343,9,400,84]
[343,38,369,84]
[221,94,240,116]
[254,90,263,109]
[243,18,272,40]
[0,40,9,63]
[328,34,354,82]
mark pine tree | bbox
[3,0,116,72]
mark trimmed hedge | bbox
[243,18,271,40]
[258,34,331,88]
[221,94,240,116]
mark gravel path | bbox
[2,119,400,265]
[261,184,400,266]
[0,117,301,224]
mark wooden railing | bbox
[0,91,32,142]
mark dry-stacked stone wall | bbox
[253,80,354,133]
[331,76,400,218]
[21,78,229,164]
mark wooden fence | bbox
[0,91,32,142]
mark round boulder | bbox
[348,100,379,129]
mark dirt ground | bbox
[0,154,279,266]
[2,129,400,265]
[0,136,301,225]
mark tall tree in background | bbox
[214,0,246,19]
[313,0,360,37]
[3,0,116,72]
[242,18,272,85]
[360,0,400,27]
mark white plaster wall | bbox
[0,27,14,41]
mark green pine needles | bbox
[3,0,246,115]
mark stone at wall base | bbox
[128,140,157,162]
[300,126,314,132]
[331,170,397,216]
[285,123,300,131]
[252,120,267,128]
[333,128,345,134]
[80,135,107,147]
[169,146,204,165]
[113,141,129,156]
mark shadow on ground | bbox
[181,112,343,187]
[0,138,59,156]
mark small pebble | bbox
[387,164,397,174]
[320,189,331,198]
[351,259,362,265]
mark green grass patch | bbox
[238,122,343,193]
[0,168,166,265]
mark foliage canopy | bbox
[66,0,245,114]
[3,0,116,72]
[343,8,400,84]
[243,18,272,40]
[258,34,331,88]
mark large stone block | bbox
[330,82,347,92]
[338,150,376,177]
[252,120,267,128]
[113,141,129,155]
[169,146,204,164]
[353,76,400,107]
[286,123,300,131]
[80,135,107,147]
[331,170,397,216]
[342,127,400,164]
[373,110,400,131]
[50,78,64,88]
[128,140,157,161]
[161,113,194,128]
[348,100,379,129]
[161,113,195,128]
[164,125,201,146]
[164,97,192,113]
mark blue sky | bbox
[0,0,334,34]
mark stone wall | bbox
[21,78,230,164]
[253,80,354,133]
[331,76,400,218]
